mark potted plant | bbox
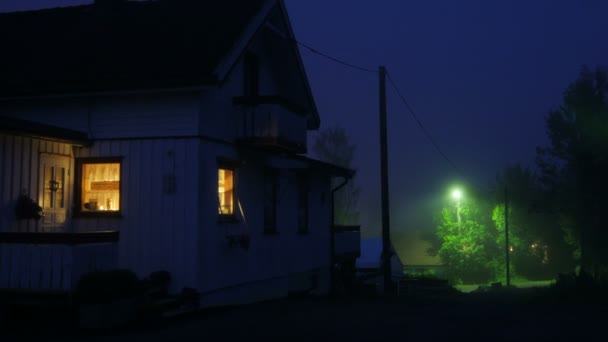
[14,194,43,220]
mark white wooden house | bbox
[0,0,358,307]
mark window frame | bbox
[73,157,123,218]
[297,171,309,234]
[263,168,278,235]
[217,160,238,222]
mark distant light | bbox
[451,189,462,200]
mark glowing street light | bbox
[451,189,463,200]
[450,187,463,235]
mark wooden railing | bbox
[333,225,361,260]
[0,231,119,291]
[235,98,308,153]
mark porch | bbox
[0,231,119,292]
[234,96,308,153]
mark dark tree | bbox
[312,126,361,227]
[493,164,575,279]
[536,66,608,276]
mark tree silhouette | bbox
[312,125,361,227]
[537,66,608,276]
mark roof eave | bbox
[0,116,90,146]
[278,0,321,130]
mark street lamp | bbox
[451,188,462,235]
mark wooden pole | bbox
[379,66,392,293]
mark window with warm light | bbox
[75,158,122,216]
[218,168,234,216]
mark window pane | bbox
[82,162,120,211]
[264,169,277,232]
[57,167,65,209]
[43,165,53,209]
[218,168,234,215]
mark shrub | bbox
[76,269,143,304]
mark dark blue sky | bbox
[2,0,608,235]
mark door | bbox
[39,154,70,232]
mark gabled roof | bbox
[0,0,265,97]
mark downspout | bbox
[330,176,350,296]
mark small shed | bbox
[355,238,404,277]
[394,230,444,277]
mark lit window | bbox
[218,168,234,216]
[76,158,121,214]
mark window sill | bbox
[73,211,123,218]
[263,230,279,236]
[218,215,239,224]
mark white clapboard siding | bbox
[1,94,199,139]
[0,134,74,233]
[198,145,333,303]
[73,138,200,293]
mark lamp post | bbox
[451,189,462,235]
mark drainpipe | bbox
[330,176,350,296]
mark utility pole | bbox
[505,185,510,287]
[379,65,392,293]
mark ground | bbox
[2,287,608,341]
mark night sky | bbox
[2,0,608,236]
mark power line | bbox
[288,38,490,191]
[292,38,378,73]
[385,71,462,173]
[385,70,493,193]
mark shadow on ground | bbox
[2,285,608,341]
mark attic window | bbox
[244,53,259,97]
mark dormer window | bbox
[244,52,259,97]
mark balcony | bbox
[234,96,307,153]
[333,225,361,261]
[0,231,119,291]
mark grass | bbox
[455,279,554,293]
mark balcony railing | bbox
[0,231,119,291]
[333,225,361,261]
[234,96,307,153]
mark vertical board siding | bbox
[0,243,117,290]
[73,138,200,293]
[199,144,333,304]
